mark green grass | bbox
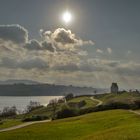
[0,109,140,140]
[68,96,98,108]
[0,119,22,130]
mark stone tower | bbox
[111,83,119,93]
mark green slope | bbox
[21,96,98,118]
[0,109,140,140]
[96,92,140,104]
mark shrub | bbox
[78,100,86,108]
[133,100,140,109]
[22,115,49,122]
[68,100,86,108]
[56,105,79,119]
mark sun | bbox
[62,11,72,24]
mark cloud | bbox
[24,40,42,50]
[19,57,49,69]
[41,41,56,52]
[24,40,56,52]
[0,24,139,88]
[115,61,140,76]
[107,47,112,54]
[0,56,48,69]
[52,63,79,72]
[52,28,76,45]
[96,49,103,54]
[22,28,94,52]
[0,25,28,44]
[41,28,94,51]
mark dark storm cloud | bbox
[0,25,28,44]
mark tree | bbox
[65,93,74,101]
[48,99,58,119]
[26,101,41,113]
[1,106,17,118]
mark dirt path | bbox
[0,119,51,133]
[129,110,140,115]
[90,97,103,106]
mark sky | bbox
[0,0,139,89]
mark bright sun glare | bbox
[62,11,72,24]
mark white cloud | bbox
[41,28,94,51]
[96,49,103,54]
[0,24,139,88]
[107,47,112,54]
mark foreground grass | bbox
[0,109,140,140]
[0,119,22,130]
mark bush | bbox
[56,105,79,119]
[22,115,49,122]
[68,100,86,108]
[0,119,3,125]
[105,101,131,109]
[78,100,86,108]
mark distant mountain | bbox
[0,81,108,96]
[0,79,41,85]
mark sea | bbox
[0,96,63,111]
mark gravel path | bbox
[90,97,103,106]
[0,119,51,133]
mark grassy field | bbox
[0,109,140,140]
[0,119,22,130]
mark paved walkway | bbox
[90,97,103,106]
[0,119,51,133]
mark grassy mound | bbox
[96,92,140,105]
[0,109,140,140]
[22,96,98,118]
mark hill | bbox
[95,92,140,105]
[0,79,40,85]
[0,109,140,140]
[0,84,106,96]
